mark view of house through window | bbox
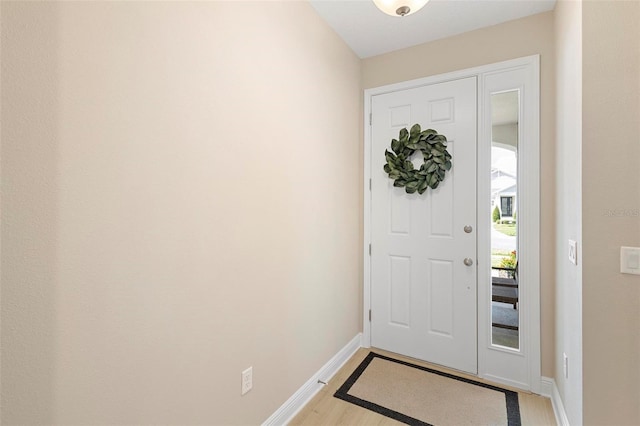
[490,90,519,350]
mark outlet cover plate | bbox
[568,240,578,265]
[241,367,253,395]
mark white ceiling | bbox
[309,0,556,58]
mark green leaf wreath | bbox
[383,124,452,194]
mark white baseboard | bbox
[262,333,362,426]
[540,377,570,426]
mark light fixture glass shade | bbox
[373,0,429,17]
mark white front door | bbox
[370,77,478,374]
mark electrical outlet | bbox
[241,367,253,395]
[568,240,577,265]
[563,353,569,379]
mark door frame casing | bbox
[363,55,541,393]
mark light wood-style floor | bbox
[290,348,556,425]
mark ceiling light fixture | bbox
[373,0,429,17]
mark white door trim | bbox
[363,55,540,392]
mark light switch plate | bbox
[620,246,640,275]
[568,240,578,265]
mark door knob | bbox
[464,225,473,233]
[463,258,474,266]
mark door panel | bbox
[370,77,477,374]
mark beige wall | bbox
[582,1,640,424]
[554,1,583,424]
[363,11,556,377]
[0,2,361,424]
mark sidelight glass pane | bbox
[490,90,519,350]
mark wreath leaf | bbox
[383,126,452,195]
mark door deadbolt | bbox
[463,258,474,266]
[464,225,473,233]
